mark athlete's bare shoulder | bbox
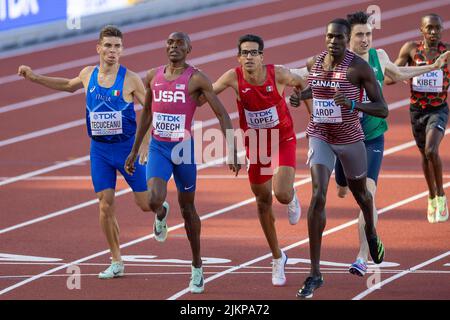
[218,68,238,85]
[350,53,370,68]
[190,67,211,85]
[124,69,143,87]
[79,66,95,87]
[306,55,317,71]
[376,48,389,59]
[144,67,159,88]
[401,41,419,58]
[274,64,290,77]
[348,54,372,83]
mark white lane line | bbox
[167,181,450,300]
[352,251,450,300]
[0,119,85,147]
[0,0,369,86]
[0,96,411,187]
[3,269,449,280]
[3,173,448,181]
[0,156,90,187]
[0,130,445,296]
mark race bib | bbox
[312,98,342,123]
[244,106,280,129]
[90,111,123,136]
[412,70,443,93]
[153,112,186,139]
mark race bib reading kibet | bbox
[412,70,443,93]
[244,106,280,129]
[312,98,342,123]
[153,112,186,139]
[90,111,123,136]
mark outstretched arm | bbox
[194,71,241,176]
[385,41,415,85]
[18,65,87,92]
[382,49,450,82]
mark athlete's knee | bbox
[353,188,373,207]
[311,188,327,211]
[336,185,349,198]
[424,145,439,161]
[274,189,292,205]
[255,194,272,215]
[99,197,115,217]
[180,203,196,219]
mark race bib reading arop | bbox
[90,111,123,136]
[312,98,342,123]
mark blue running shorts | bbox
[146,138,197,192]
[335,134,384,186]
[90,136,147,193]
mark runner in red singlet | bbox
[209,34,310,287]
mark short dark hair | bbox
[237,34,264,53]
[346,11,371,29]
[99,25,123,43]
[421,13,442,23]
[327,18,351,38]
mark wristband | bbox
[350,100,356,112]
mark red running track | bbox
[0,0,449,302]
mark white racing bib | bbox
[312,98,342,123]
[244,106,280,129]
[90,111,123,136]
[412,70,443,93]
[153,112,186,139]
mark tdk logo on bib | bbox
[153,112,186,139]
[153,90,186,103]
[244,106,280,129]
[90,111,123,136]
[312,98,342,123]
[157,114,181,122]
[412,70,443,93]
[93,113,119,120]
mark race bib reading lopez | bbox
[412,70,443,93]
[90,111,123,136]
[153,112,186,139]
[312,98,342,123]
[244,106,280,129]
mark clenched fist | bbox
[18,65,35,80]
